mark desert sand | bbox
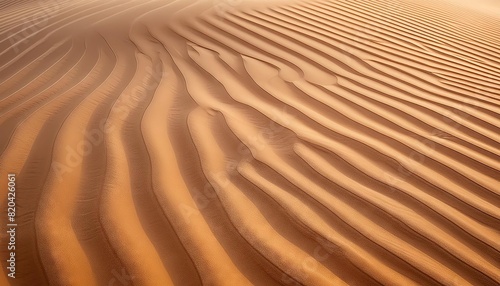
[0,0,499,285]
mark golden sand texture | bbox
[0,0,499,285]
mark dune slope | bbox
[0,0,499,285]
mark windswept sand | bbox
[0,0,499,285]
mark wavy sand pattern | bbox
[0,0,499,285]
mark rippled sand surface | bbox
[0,0,499,285]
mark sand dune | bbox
[0,0,499,285]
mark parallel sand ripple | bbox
[0,0,499,285]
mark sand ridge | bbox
[0,0,499,285]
